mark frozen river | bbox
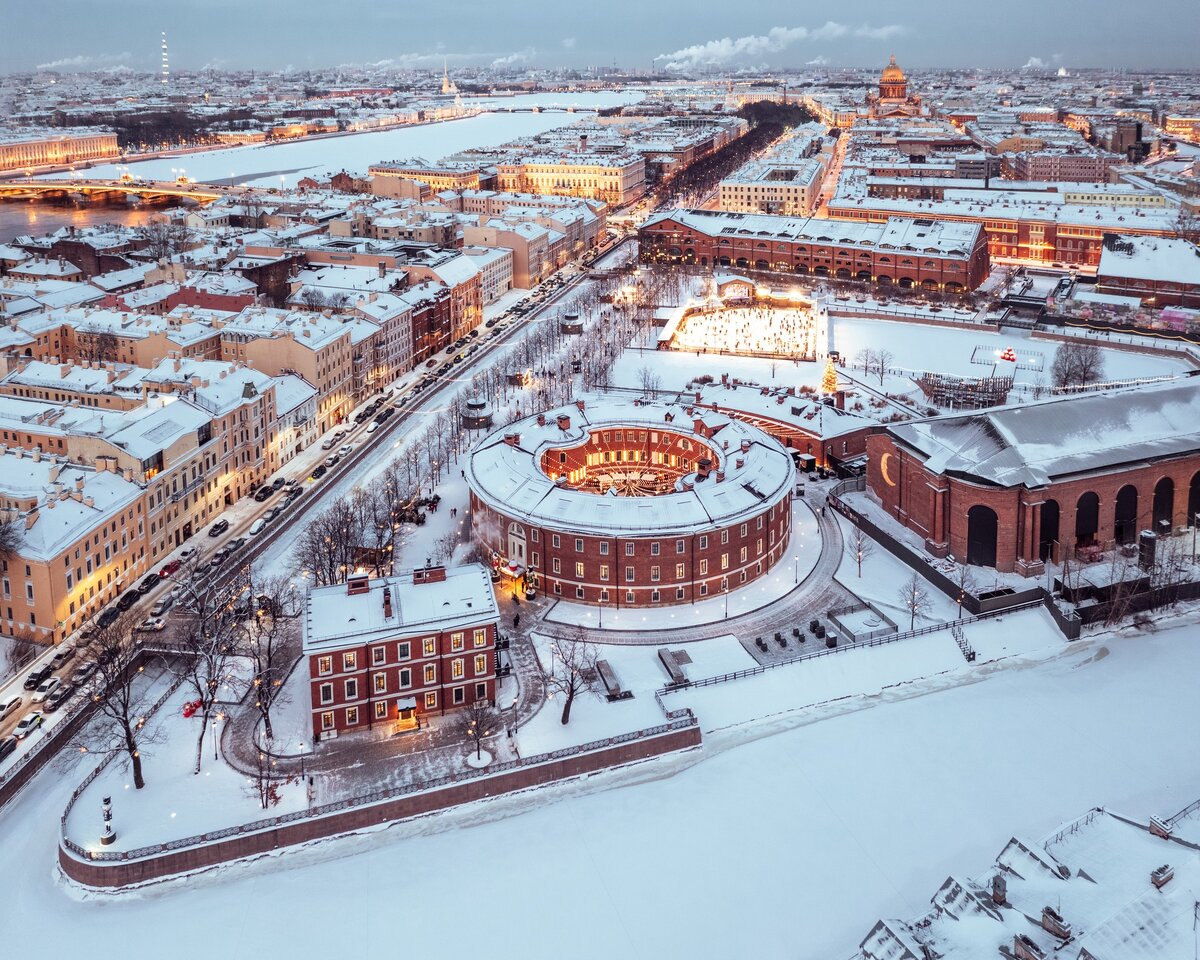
[1,90,642,240]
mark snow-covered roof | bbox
[303,564,499,653]
[467,396,794,536]
[1097,234,1200,285]
[887,377,1200,488]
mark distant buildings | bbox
[0,130,119,172]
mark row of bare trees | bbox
[80,560,302,788]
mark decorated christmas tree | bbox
[821,358,839,394]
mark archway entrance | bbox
[1153,477,1174,534]
[1114,485,1139,545]
[1190,471,1200,526]
[1039,499,1060,562]
[966,505,998,567]
[1075,492,1099,547]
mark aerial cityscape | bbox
[2,4,1200,957]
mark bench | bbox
[658,648,688,686]
[596,659,632,701]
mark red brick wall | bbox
[59,724,702,889]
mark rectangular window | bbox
[473,628,487,647]
[452,658,465,679]
[625,566,635,583]
[575,561,584,579]
[551,533,560,548]
[474,654,487,675]
[317,656,332,675]
[721,553,729,570]
[425,692,437,709]
[699,535,708,550]
[344,678,358,700]
[453,686,465,704]
[676,539,685,554]
[575,538,584,552]
[373,701,387,720]
[476,682,487,700]
[676,586,685,600]
[699,559,708,575]
[319,683,333,705]
[740,523,747,537]
[321,711,335,731]
[450,632,464,652]
[721,530,729,545]
[397,641,410,660]
[650,565,660,582]
[651,589,660,603]
[676,563,685,579]
[423,638,436,656]
[625,542,635,556]
[373,673,387,694]
[599,541,609,555]
[399,668,412,688]
[650,542,660,556]
[740,546,747,563]
[423,664,436,684]
[371,646,385,666]
[552,557,561,574]
[345,706,359,726]
[342,651,357,671]
[599,564,609,581]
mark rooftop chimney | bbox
[556,414,571,431]
[346,574,370,596]
[382,585,393,618]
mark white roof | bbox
[1097,234,1200,285]
[303,564,498,653]
[467,396,794,537]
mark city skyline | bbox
[4,0,1200,74]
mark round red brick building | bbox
[466,396,795,607]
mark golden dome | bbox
[881,55,905,82]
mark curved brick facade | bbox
[467,398,794,606]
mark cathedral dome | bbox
[881,55,905,83]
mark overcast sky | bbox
[5,0,1198,74]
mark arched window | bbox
[966,505,998,568]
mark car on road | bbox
[137,573,160,594]
[253,486,273,502]
[44,683,74,713]
[309,465,327,482]
[97,608,120,628]
[13,712,43,739]
[31,677,60,704]
[1,697,22,721]
[178,546,198,561]
[0,737,16,762]
[116,591,139,612]
[272,476,286,489]
[208,519,230,538]
[228,536,247,551]
[135,617,166,633]
[248,518,266,536]
[264,506,283,522]
[23,665,53,691]
[366,421,378,434]
[485,318,498,328]
[338,444,353,457]
[160,559,183,578]
[324,454,339,468]
[150,596,174,617]
[69,663,96,686]
[49,645,75,670]
[210,547,230,567]
[425,358,438,368]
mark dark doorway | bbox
[966,505,999,567]
[1153,477,1174,534]
[1075,492,1100,547]
[1114,484,1139,545]
[1039,499,1060,562]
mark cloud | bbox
[806,55,830,66]
[36,52,131,71]
[562,37,577,50]
[655,22,907,71]
[491,48,536,67]
[1021,56,1047,69]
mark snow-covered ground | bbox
[63,681,306,854]
[6,613,1197,960]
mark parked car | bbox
[116,591,139,612]
[150,596,174,617]
[366,421,378,434]
[208,519,230,538]
[210,547,230,567]
[264,506,283,522]
[324,454,339,468]
[228,537,247,551]
[425,358,438,369]
[248,518,266,536]
[0,737,16,762]
[253,486,273,502]
[272,476,286,489]
[137,573,160,594]
[31,677,60,704]
[1,697,22,721]
[44,683,74,714]
[69,663,96,686]
[178,546,198,561]
[49,645,75,670]
[160,559,183,578]
[135,617,166,633]
[13,712,43,739]
[23,665,53,691]
[96,608,119,628]
[309,465,327,482]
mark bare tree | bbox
[172,563,246,773]
[951,563,976,620]
[458,697,498,761]
[297,287,328,310]
[875,349,895,387]
[240,571,302,741]
[854,348,877,377]
[76,329,121,363]
[637,364,663,396]
[79,612,159,790]
[0,508,21,560]
[141,215,194,261]
[1051,341,1105,390]
[244,738,298,810]
[846,526,873,578]
[546,630,600,725]
[5,630,40,675]
[897,573,933,630]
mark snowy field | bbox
[7,616,1198,959]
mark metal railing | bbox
[1044,807,1104,848]
[60,714,698,864]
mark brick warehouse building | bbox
[303,564,499,739]
[865,379,1200,576]
[466,396,795,606]
[638,209,991,292]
